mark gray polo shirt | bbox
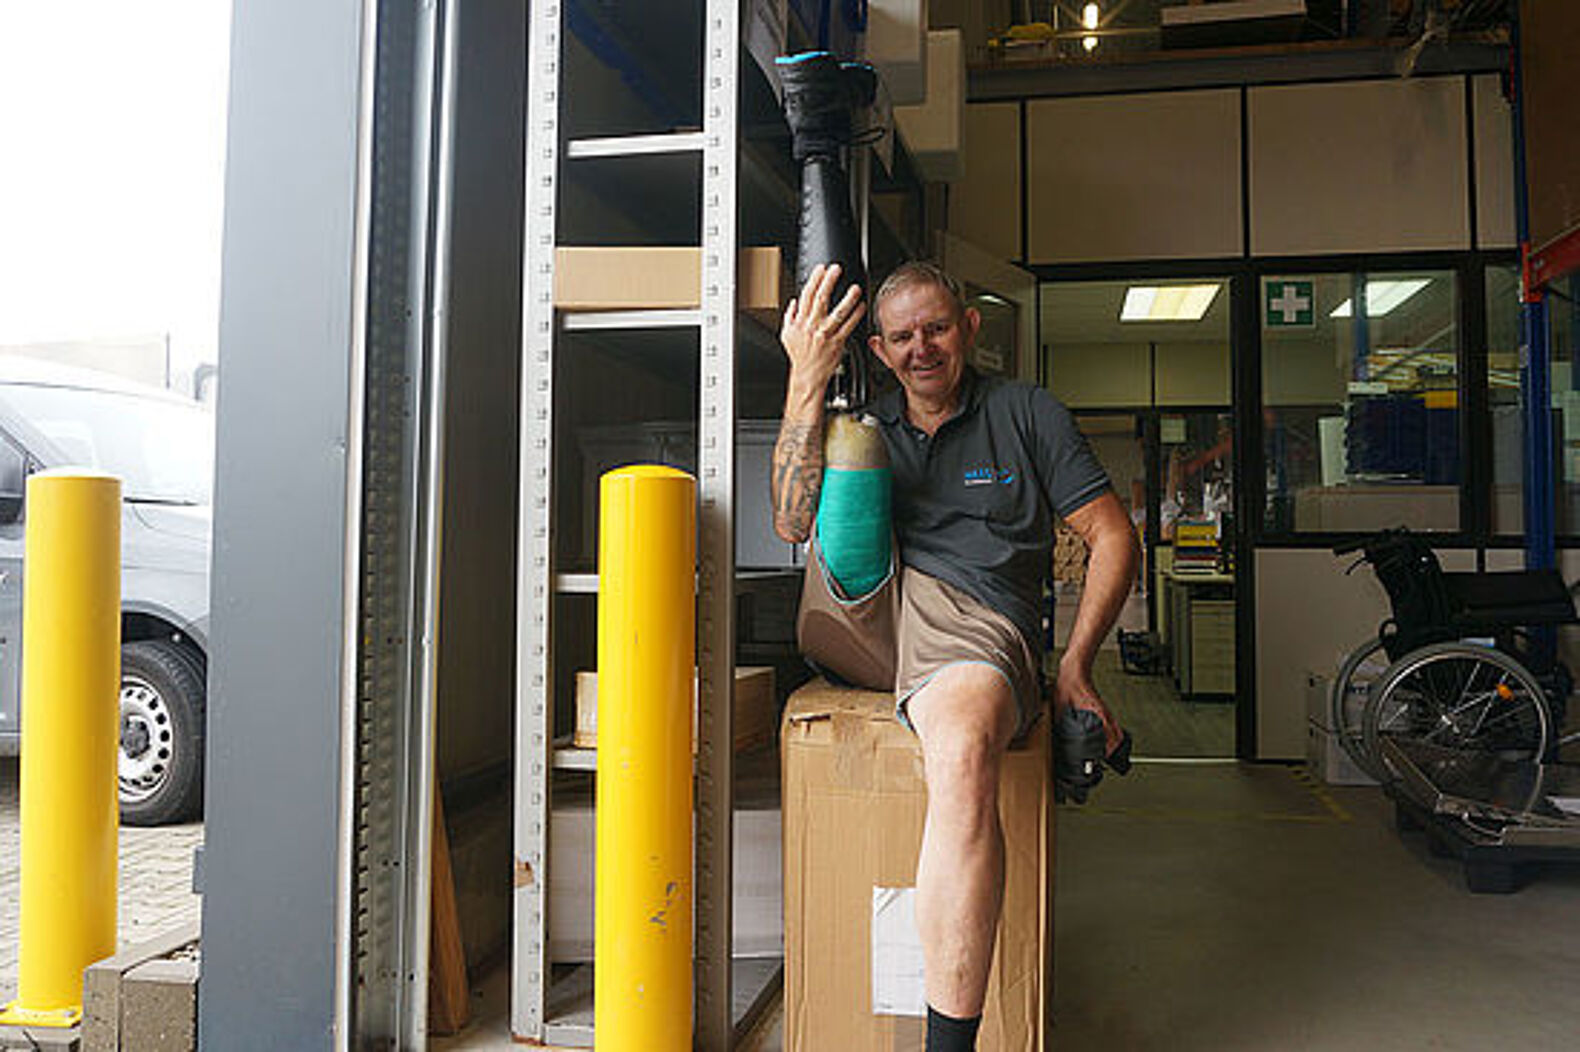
[870,368,1111,656]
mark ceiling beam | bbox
[968,37,1509,100]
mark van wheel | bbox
[119,640,205,826]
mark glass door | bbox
[1042,278,1236,759]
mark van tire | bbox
[119,640,205,826]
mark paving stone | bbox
[0,1022,79,1050]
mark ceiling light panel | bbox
[1329,279,1431,318]
[1120,283,1220,322]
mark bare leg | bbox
[905,663,1018,1017]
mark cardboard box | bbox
[1304,672,1377,786]
[553,246,786,320]
[782,681,1055,1051]
[574,665,776,754]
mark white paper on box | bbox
[871,886,927,1017]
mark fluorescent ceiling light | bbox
[1121,283,1221,322]
[1330,279,1431,318]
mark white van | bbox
[0,357,211,825]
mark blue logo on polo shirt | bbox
[964,466,1017,486]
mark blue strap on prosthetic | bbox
[815,466,892,600]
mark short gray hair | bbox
[872,260,966,329]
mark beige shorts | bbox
[795,541,1044,739]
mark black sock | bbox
[925,1005,982,1052]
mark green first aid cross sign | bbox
[1265,280,1314,328]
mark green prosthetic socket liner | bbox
[816,466,891,599]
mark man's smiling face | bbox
[868,280,980,409]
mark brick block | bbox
[120,959,198,1052]
[80,921,199,1052]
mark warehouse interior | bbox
[198,2,1580,1050]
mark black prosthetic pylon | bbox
[777,51,879,409]
[796,156,870,406]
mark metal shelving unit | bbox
[512,1,772,1047]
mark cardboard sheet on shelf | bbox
[553,246,786,322]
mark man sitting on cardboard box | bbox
[771,258,1139,1051]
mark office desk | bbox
[1162,569,1236,697]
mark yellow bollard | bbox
[595,465,695,1051]
[0,471,121,1028]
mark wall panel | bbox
[948,102,1022,264]
[1473,73,1517,250]
[1027,89,1242,264]
[1519,0,1580,250]
[1254,547,1478,760]
[1249,77,1470,255]
[1155,342,1231,406]
[1046,342,1150,408]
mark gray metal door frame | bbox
[201,0,451,1046]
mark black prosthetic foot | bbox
[775,51,879,162]
[1054,708,1134,804]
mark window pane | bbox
[1489,268,1580,537]
[1042,278,1230,409]
[1487,265,1523,533]
[1261,271,1459,533]
[1163,411,1235,539]
[1556,273,1580,534]
[963,286,1019,378]
[1073,414,1146,523]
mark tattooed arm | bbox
[772,263,866,543]
[772,399,825,543]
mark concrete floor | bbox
[442,760,1580,1051]
[1048,762,1579,1052]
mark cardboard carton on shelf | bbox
[781,680,1055,1051]
[573,665,776,755]
[553,246,787,322]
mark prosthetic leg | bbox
[776,51,878,409]
[777,52,891,601]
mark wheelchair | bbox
[1329,528,1578,783]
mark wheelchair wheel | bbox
[1330,636,1391,778]
[1361,641,1553,780]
